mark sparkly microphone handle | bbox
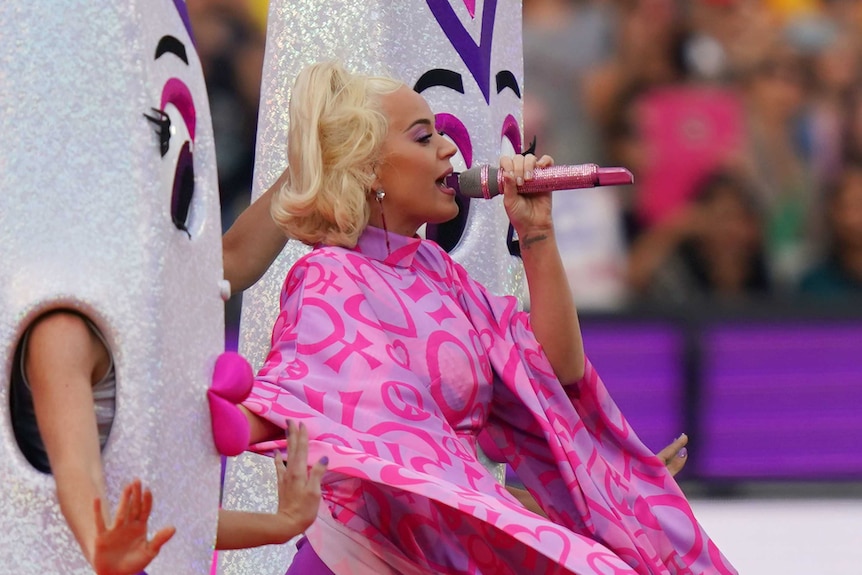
[451,163,633,199]
[495,163,600,195]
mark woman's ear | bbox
[368,172,385,197]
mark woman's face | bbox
[372,85,459,237]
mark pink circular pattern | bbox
[244,227,736,575]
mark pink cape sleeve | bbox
[241,241,737,575]
[450,259,737,574]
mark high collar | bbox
[353,225,422,268]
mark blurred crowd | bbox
[186,0,267,338]
[526,0,862,309]
[186,0,267,228]
[189,0,862,315]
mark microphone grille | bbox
[457,166,497,199]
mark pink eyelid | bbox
[160,77,196,142]
[501,114,522,154]
[409,125,434,141]
[435,113,473,168]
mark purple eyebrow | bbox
[425,0,498,103]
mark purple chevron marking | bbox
[425,0,498,103]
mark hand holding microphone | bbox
[444,163,634,199]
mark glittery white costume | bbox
[0,2,223,573]
[219,1,527,573]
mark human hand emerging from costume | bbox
[656,433,689,477]
[500,153,556,239]
[91,479,175,575]
[272,420,329,539]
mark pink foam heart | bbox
[208,352,254,456]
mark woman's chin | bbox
[428,206,460,226]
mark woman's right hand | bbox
[272,420,329,538]
[500,153,556,239]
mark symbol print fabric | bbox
[243,227,737,575]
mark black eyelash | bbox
[437,130,447,137]
[143,108,172,157]
[522,135,537,157]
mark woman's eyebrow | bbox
[404,118,434,132]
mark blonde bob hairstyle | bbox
[272,61,403,248]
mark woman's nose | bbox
[440,137,457,159]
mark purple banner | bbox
[698,322,862,480]
[582,322,686,456]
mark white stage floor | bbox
[690,497,862,573]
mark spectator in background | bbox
[802,24,860,192]
[764,0,822,21]
[842,89,862,167]
[522,0,612,165]
[584,0,704,255]
[800,164,862,295]
[686,0,778,83]
[195,0,862,313]
[738,37,817,289]
[187,0,267,346]
[523,0,629,311]
[602,86,650,246]
[187,0,266,228]
[628,171,772,303]
[822,0,862,32]
[584,0,689,137]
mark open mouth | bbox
[437,171,456,195]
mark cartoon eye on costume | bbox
[155,34,189,64]
[172,141,194,238]
[437,113,473,168]
[143,108,173,157]
[416,63,526,254]
[414,69,475,252]
[500,114,522,156]
[494,73,526,258]
[147,34,197,237]
[428,112,473,252]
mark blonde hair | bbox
[272,61,402,248]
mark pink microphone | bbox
[444,163,634,199]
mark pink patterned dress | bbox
[243,226,736,575]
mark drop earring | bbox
[375,188,391,256]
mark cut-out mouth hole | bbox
[171,141,194,238]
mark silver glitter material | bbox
[1,2,222,572]
[224,2,522,572]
